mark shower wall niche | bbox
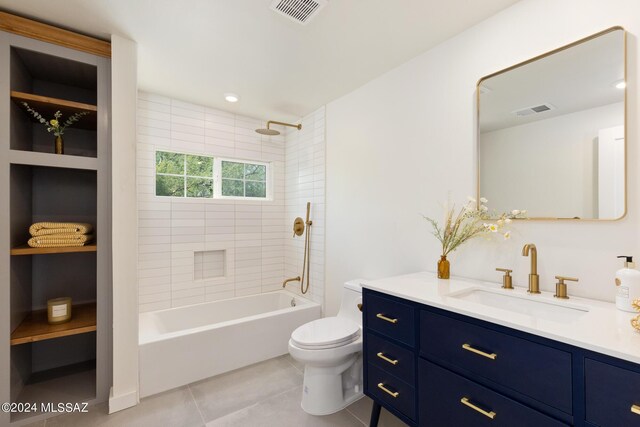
[136,91,326,312]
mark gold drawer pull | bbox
[632,404,640,415]
[376,352,398,365]
[377,383,399,398]
[462,343,497,360]
[461,397,496,420]
[376,313,398,324]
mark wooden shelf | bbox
[11,242,97,256]
[10,149,97,170]
[11,91,97,130]
[10,303,96,345]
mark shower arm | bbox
[266,120,302,131]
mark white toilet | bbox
[288,280,364,415]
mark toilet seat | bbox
[291,317,361,350]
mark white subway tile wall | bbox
[284,107,326,306]
[137,92,326,311]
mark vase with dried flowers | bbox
[423,196,526,279]
[21,102,90,155]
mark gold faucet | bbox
[282,276,301,288]
[522,243,540,294]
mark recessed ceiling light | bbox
[614,80,626,89]
[224,93,239,103]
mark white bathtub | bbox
[139,290,321,397]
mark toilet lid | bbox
[291,317,361,349]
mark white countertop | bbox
[363,272,640,365]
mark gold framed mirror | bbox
[477,27,626,220]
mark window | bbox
[218,160,268,198]
[155,151,271,200]
[156,151,214,198]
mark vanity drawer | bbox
[585,358,640,426]
[367,364,416,421]
[420,311,572,413]
[365,292,415,346]
[366,332,415,384]
[419,360,568,427]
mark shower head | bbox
[255,120,302,136]
[256,127,281,136]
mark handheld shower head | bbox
[255,120,301,136]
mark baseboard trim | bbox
[108,387,139,414]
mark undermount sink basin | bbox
[448,288,590,323]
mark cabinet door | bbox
[418,360,568,427]
[366,332,415,384]
[367,364,416,421]
[585,358,640,426]
[365,292,415,346]
[420,310,572,413]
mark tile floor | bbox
[31,355,407,427]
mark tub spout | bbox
[283,276,301,288]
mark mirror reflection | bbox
[478,28,625,220]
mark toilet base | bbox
[300,354,363,415]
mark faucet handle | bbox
[554,275,578,299]
[496,268,513,290]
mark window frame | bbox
[214,157,272,201]
[155,150,215,199]
[154,150,273,201]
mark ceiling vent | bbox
[512,103,555,117]
[270,0,327,25]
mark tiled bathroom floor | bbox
[32,356,407,427]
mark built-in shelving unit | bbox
[1,22,111,425]
[10,303,97,345]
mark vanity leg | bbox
[369,401,381,427]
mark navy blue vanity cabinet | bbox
[363,288,640,427]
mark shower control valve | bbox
[293,217,305,237]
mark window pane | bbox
[222,179,244,197]
[245,181,266,198]
[156,151,184,174]
[187,177,213,198]
[221,161,244,179]
[156,175,185,197]
[186,155,213,177]
[244,163,266,181]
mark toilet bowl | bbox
[288,280,364,415]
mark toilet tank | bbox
[337,279,367,325]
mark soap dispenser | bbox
[615,256,640,312]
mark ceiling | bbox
[480,29,625,132]
[0,0,520,122]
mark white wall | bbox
[325,0,640,316]
[136,92,286,312]
[110,34,139,413]
[481,102,624,218]
[284,107,326,306]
